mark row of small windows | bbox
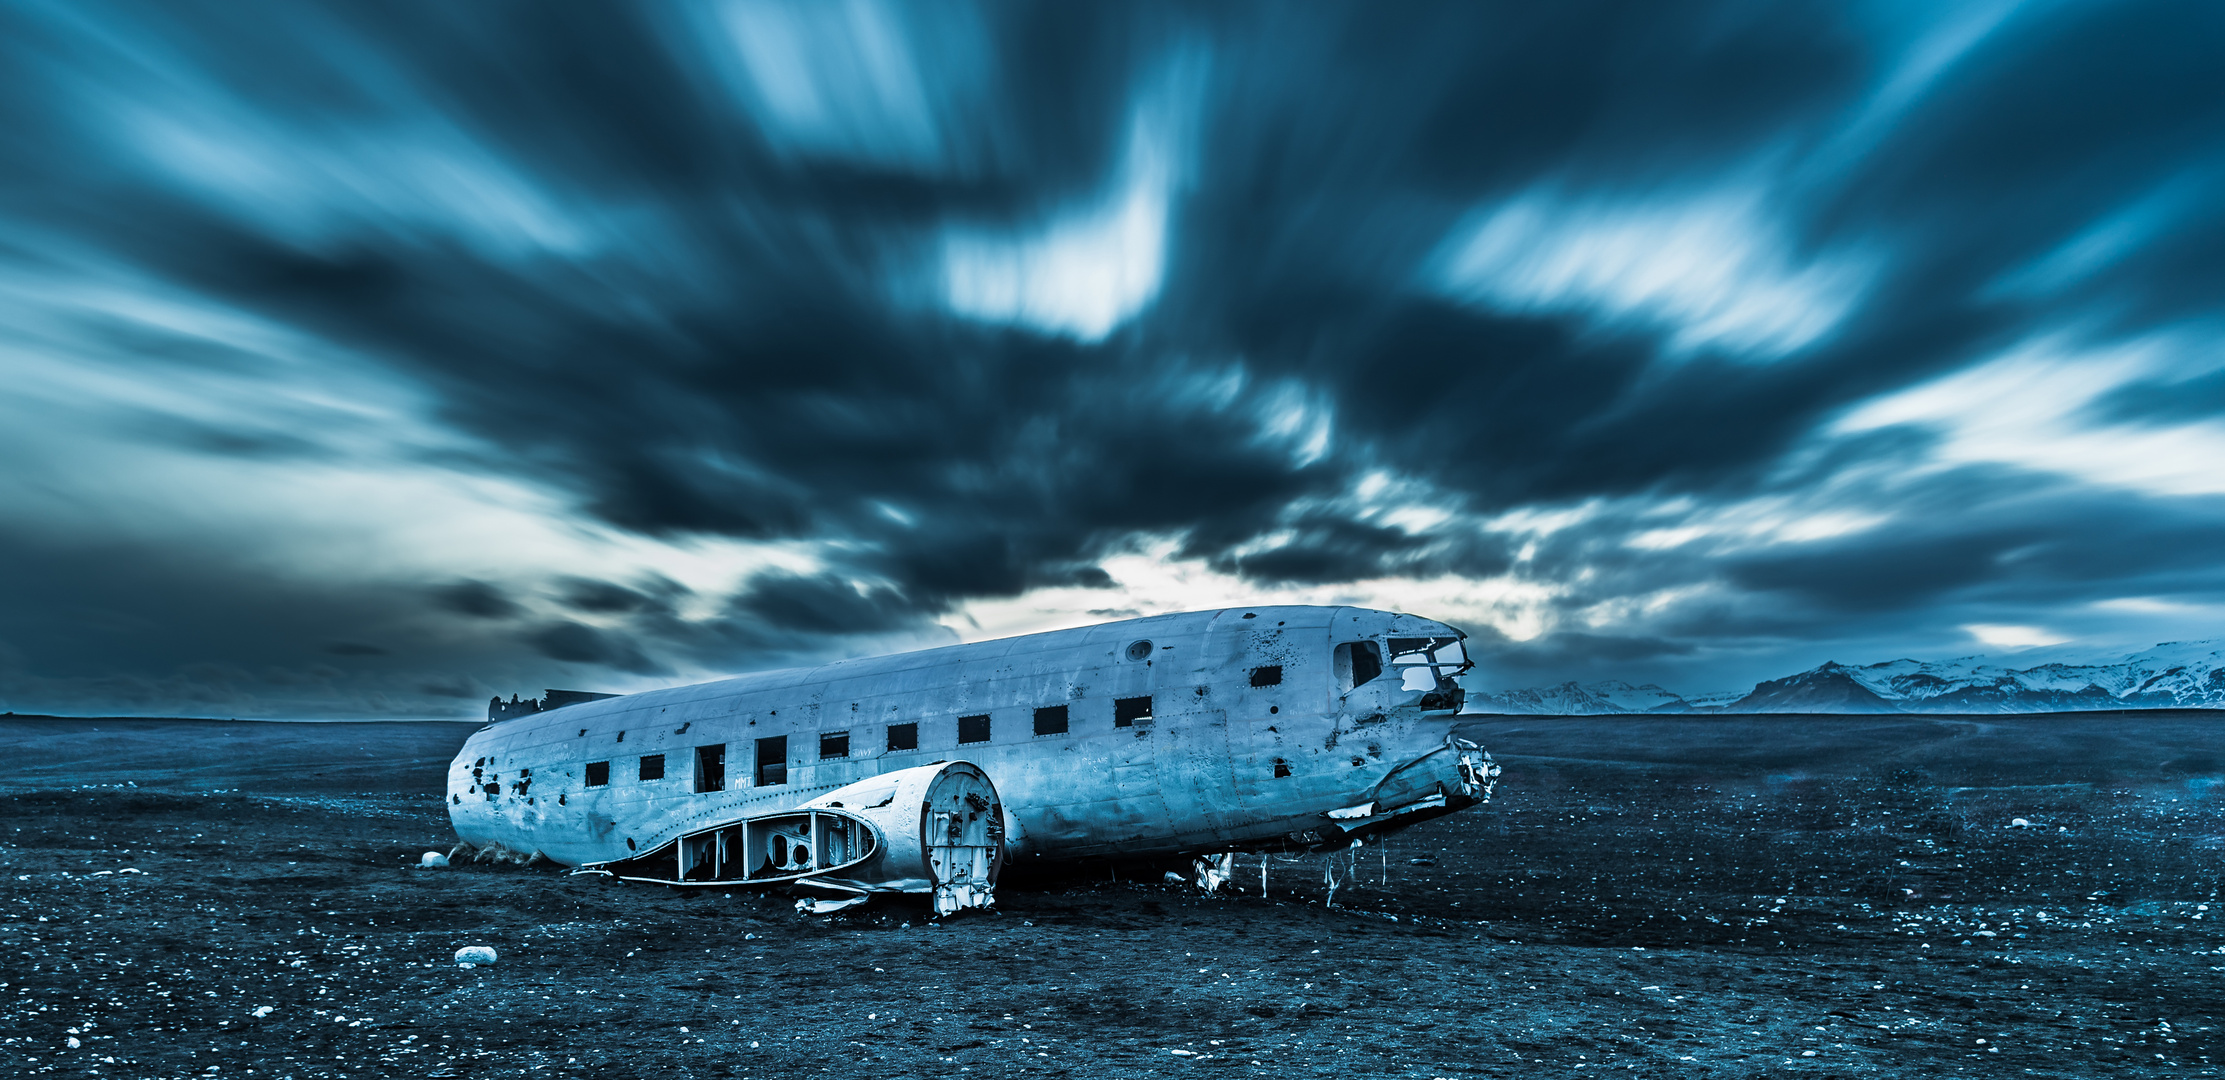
[869,695,1155,748]
[571,671,1311,787]
[577,695,1163,790]
[582,746,726,790]
[565,662,1316,785]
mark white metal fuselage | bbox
[447,605,1482,867]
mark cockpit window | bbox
[1335,641,1382,692]
[1387,636,1470,691]
[1387,637,1465,668]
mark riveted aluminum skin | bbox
[447,605,1495,869]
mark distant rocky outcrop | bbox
[1723,664,1899,713]
[1469,681,1631,714]
[1469,638,2225,715]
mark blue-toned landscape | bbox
[8,709,2224,1074]
[4,2,2222,1076]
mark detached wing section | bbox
[577,761,1004,916]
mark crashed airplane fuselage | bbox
[447,605,1497,909]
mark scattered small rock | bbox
[419,851,450,867]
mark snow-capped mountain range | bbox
[1469,639,2225,715]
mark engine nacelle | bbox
[580,760,1003,916]
[798,760,1002,915]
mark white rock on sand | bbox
[454,945,498,966]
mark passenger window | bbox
[887,722,918,752]
[1114,696,1153,727]
[958,714,991,744]
[1033,705,1068,736]
[1250,664,1282,687]
[638,754,666,782]
[820,731,850,759]
[755,736,787,787]
[584,761,610,787]
[694,744,725,793]
[1335,641,1382,691]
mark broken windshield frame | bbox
[1387,636,1467,670]
[1386,636,1470,692]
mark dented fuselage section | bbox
[447,605,1498,909]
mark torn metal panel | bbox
[487,689,621,723]
[1190,852,1236,893]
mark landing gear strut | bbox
[1189,852,1235,893]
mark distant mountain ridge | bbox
[1470,639,2225,715]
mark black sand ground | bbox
[4,712,2223,1078]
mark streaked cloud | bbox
[1816,0,2027,169]
[939,58,1199,341]
[1432,184,1873,358]
[1963,623,2068,649]
[0,1,2218,714]
[1625,503,1891,553]
[1835,331,2225,496]
[706,0,987,170]
[2093,596,2212,616]
[939,125,1172,341]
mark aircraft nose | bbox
[1371,734,1497,810]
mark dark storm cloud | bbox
[135,414,332,461]
[1,0,2221,712]
[0,529,498,716]
[1465,629,1703,690]
[430,581,522,621]
[0,523,946,716]
[730,571,938,637]
[525,622,666,677]
[2095,367,2225,426]
[1712,468,2225,617]
[1213,507,1519,586]
[1831,2,2225,322]
[557,577,682,617]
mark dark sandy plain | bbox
[4,711,2224,1079]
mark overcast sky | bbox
[2,1,2221,717]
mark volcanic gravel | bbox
[3,712,2223,1078]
